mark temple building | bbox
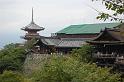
[33,23,121,54]
[34,37,88,54]
[87,23,124,73]
[21,9,122,54]
[34,23,121,54]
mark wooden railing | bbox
[26,33,39,36]
[93,52,116,58]
[116,56,124,64]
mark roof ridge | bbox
[70,22,120,26]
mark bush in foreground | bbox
[32,55,120,82]
[0,71,32,82]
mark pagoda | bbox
[21,8,44,40]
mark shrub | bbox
[32,55,120,82]
[71,44,94,63]
[0,71,32,82]
[0,43,26,73]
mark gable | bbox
[93,29,120,41]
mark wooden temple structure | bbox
[34,37,88,54]
[20,8,90,54]
[20,8,124,64]
[87,23,124,73]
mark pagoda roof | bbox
[21,8,44,31]
[21,21,44,31]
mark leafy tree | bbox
[0,43,26,73]
[32,55,120,82]
[92,0,124,22]
[0,71,32,82]
[71,44,94,63]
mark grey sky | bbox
[0,0,114,48]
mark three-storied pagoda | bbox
[21,8,44,40]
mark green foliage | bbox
[0,43,26,73]
[32,55,120,82]
[71,44,93,63]
[0,71,32,82]
[92,0,124,22]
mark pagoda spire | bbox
[21,8,45,40]
[32,7,34,23]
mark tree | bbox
[0,43,26,73]
[71,44,94,63]
[0,71,32,82]
[31,55,121,82]
[92,0,124,22]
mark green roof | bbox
[56,23,121,34]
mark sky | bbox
[0,0,114,48]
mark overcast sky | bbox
[0,0,114,48]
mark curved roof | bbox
[87,23,124,44]
[36,38,91,48]
[57,23,121,34]
[21,8,44,31]
[21,21,44,31]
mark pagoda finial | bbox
[32,7,34,23]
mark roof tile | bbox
[57,23,121,34]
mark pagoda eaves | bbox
[21,21,44,31]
